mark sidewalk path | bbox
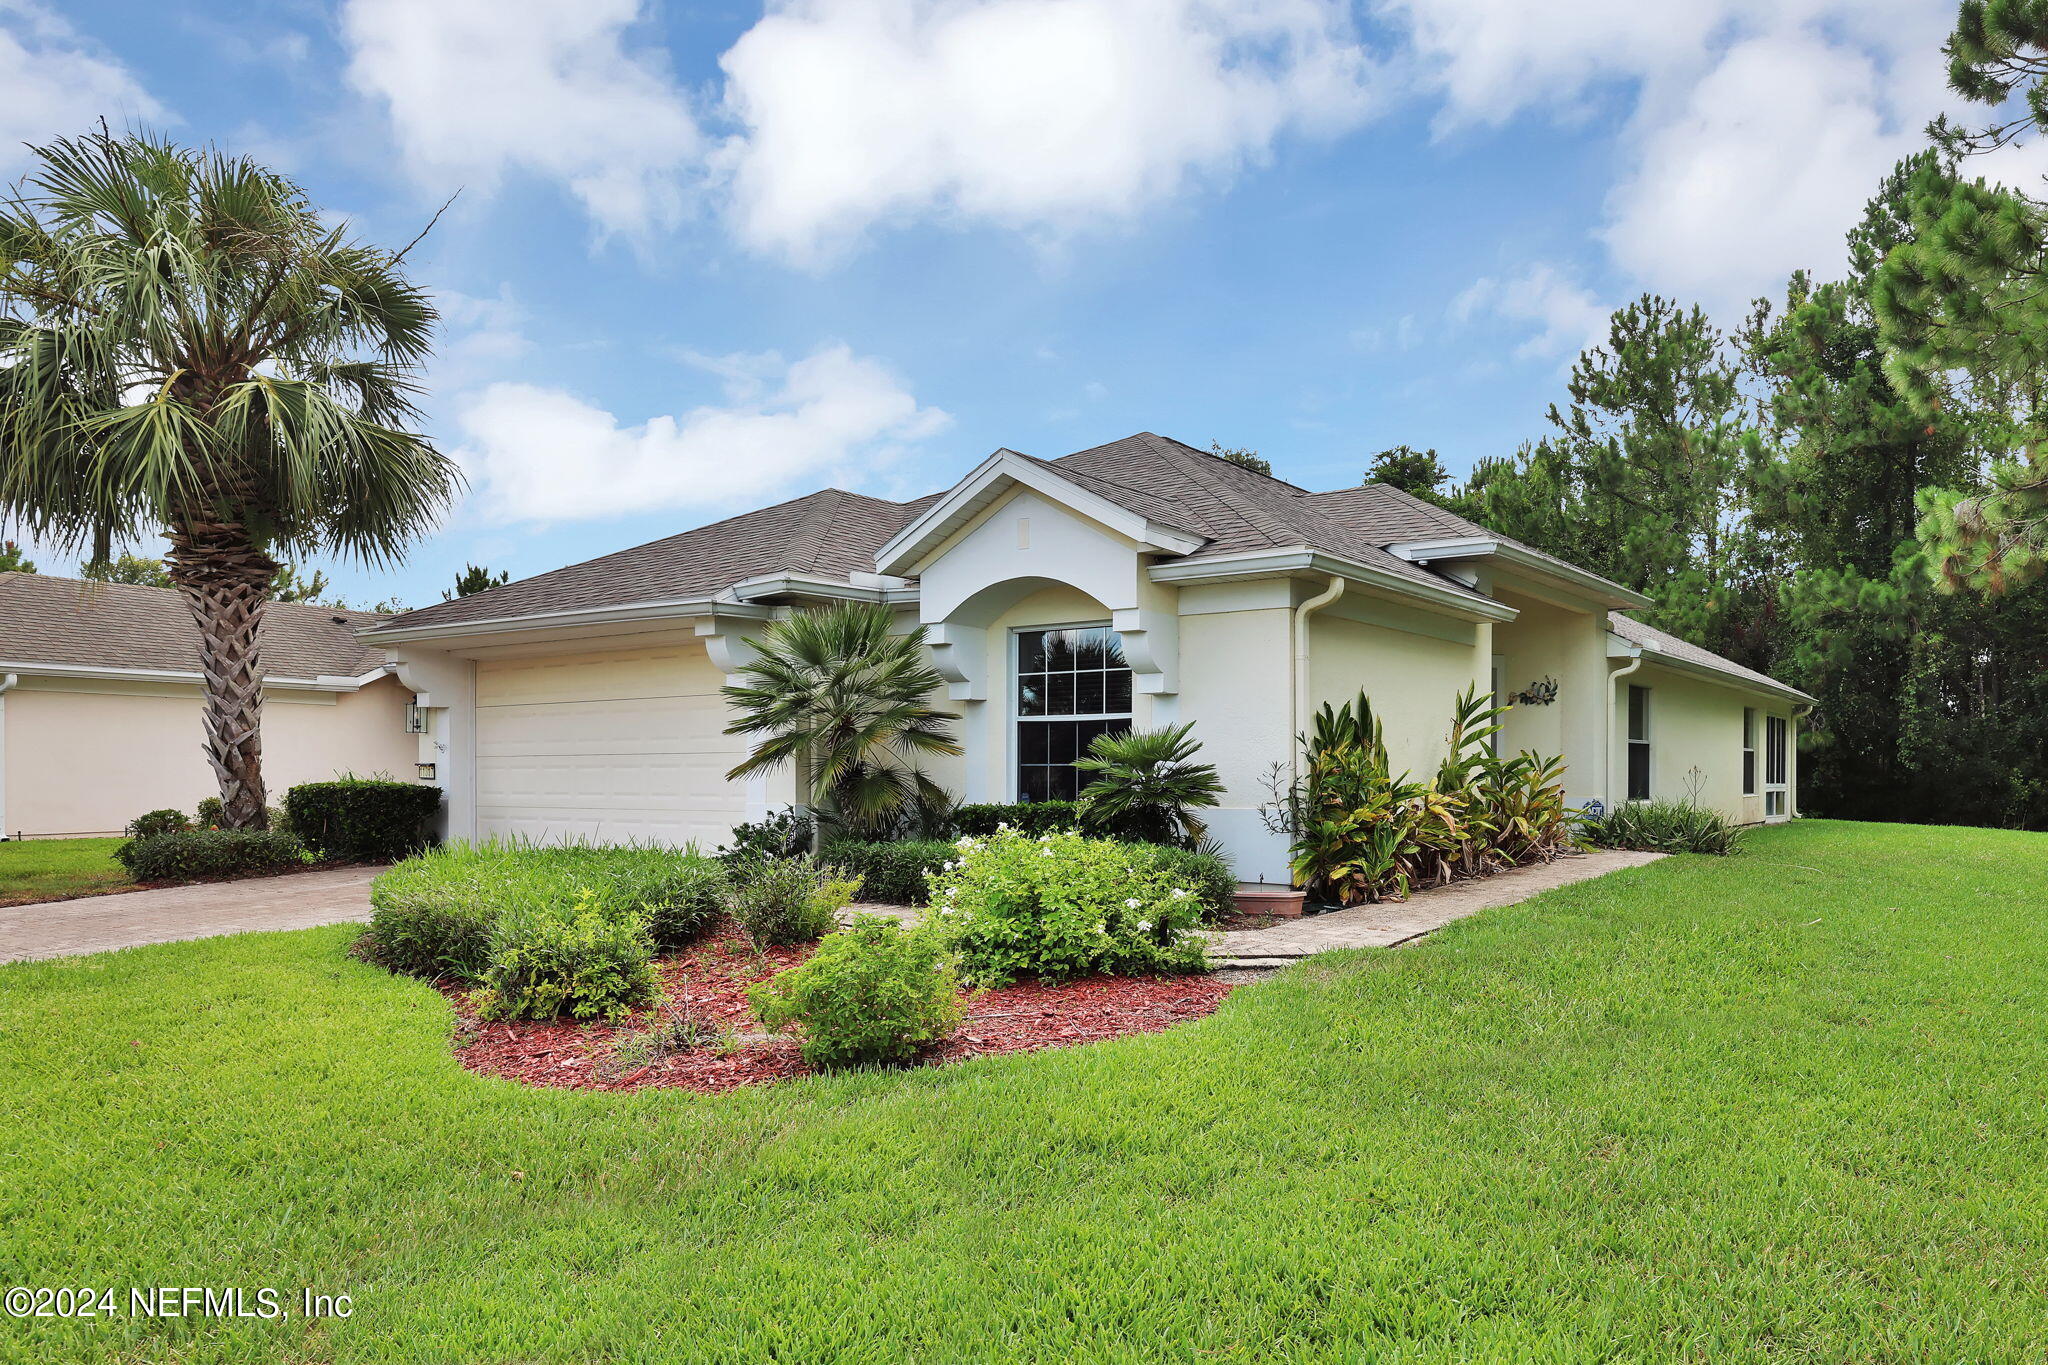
[0,866,379,964]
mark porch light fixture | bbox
[404,699,427,734]
[416,763,437,782]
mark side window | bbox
[1742,707,1757,797]
[1626,685,1651,802]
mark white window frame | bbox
[1763,713,1790,822]
[1741,707,1757,797]
[1626,683,1652,802]
[1010,620,1132,803]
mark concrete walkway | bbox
[1210,849,1664,973]
[0,866,379,964]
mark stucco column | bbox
[387,648,476,842]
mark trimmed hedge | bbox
[950,801,1083,838]
[286,778,441,863]
[125,809,191,839]
[818,839,954,905]
[367,842,728,983]
[116,829,308,883]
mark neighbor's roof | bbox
[0,572,390,683]
[366,431,1798,703]
[1607,612,1814,703]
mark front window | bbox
[1626,684,1651,802]
[1742,707,1757,796]
[1016,625,1131,802]
[1764,714,1789,818]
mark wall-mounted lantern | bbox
[404,698,427,734]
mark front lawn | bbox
[4,820,2045,1361]
[0,836,135,906]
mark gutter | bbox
[0,660,391,693]
[1386,537,1652,610]
[1290,575,1345,785]
[0,673,13,840]
[1151,547,1518,623]
[1605,646,1645,810]
[359,596,772,645]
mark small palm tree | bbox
[0,130,459,827]
[723,601,961,850]
[1074,722,1225,848]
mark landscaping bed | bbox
[452,923,1234,1093]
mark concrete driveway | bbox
[0,866,379,964]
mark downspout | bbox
[0,673,15,841]
[1604,653,1643,810]
[1291,574,1346,784]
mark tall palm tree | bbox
[0,131,459,827]
[723,601,961,850]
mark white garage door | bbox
[475,643,746,847]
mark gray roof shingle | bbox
[0,573,389,681]
[1606,612,1813,702]
[368,431,1799,701]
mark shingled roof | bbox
[1607,612,1814,703]
[0,573,389,684]
[368,432,1794,703]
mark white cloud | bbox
[455,345,951,522]
[0,1,164,177]
[1453,264,1607,361]
[340,0,702,239]
[1382,0,1965,319]
[715,0,1383,264]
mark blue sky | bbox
[3,0,1986,609]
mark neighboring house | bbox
[364,433,1811,881]
[0,573,419,839]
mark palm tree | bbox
[1074,722,1224,847]
[0,130,459,827]
[722,601,961,849]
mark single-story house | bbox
[0,573,419,839]
[364,433,1811,881]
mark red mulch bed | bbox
[450,925,1235,1095]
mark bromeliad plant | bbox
[1286,686,1571,905]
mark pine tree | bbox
[1869,2,2048,592]
[445,563,511,599]
[0,541,34,573]
[1365,445,1451,502]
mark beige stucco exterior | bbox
[1612,662,1797,825]
[0,673,417,839]
[379,454,1805,871]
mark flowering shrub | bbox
[925,827,1209,986]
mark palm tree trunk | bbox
[166,518,278,830]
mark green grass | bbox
[0,836,134,905]
[3,820,2045,1362]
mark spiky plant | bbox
[1073,722,1224,848]
[722,601,961,850]
[0,130,459,826]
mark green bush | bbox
[748,916,965,1068]
[193,797,290,832]
[116,829,308,883]
[475,892,659,1022]
[726,856,862,946]
[1581,800,1746,855]
[367,841,728,983]
[717,807,813,861]
[928,827,1210,986]
[1130,844,1236,923]
[285,777,441,862]
[818,839,953,905]
[125,808,190,839]
[950,801,1082,838]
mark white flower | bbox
[1124,898,1142,909]
[939,906,955,916]
[1170,888,1189,900]
[1136,920,1151,932]
[1040,848,1054,858]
